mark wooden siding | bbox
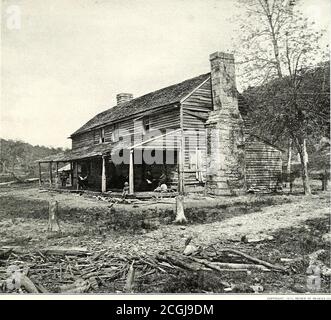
[72,108,180,149]
[245,136,282,191]
[70,75,282,193]
[182,79,212,130]
[181,79,212,191]
[72,131,94,149]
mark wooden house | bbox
[38,51,283,195]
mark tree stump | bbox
[174,195,187,224]
[48,200,61,232]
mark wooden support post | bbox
[75,162,79,190]
[55,162,59,188]
[49,162,53,187]
[101,155,107,193]
[179,104,185,195]
[129,150,134,194]
[38,162,42,187]
[70,162,74,187]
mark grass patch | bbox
[0,195,49,220]
[0,195,106,223]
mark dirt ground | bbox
[0,183,330,294]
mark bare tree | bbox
[234,0,329,194]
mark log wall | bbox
[245,136,283,191]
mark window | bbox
[112,123,119,142]
[143,116,150,134]
[99,128,105,143]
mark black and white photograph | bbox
[0,0,330,301]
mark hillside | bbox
[239,62,330,174]
[0,139,66,182]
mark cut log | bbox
[156,253,210,272]
[174,195,187,224]
[5,266,39,293]
[47,200,61,232]
[124,261,135,293]
[40,247,89,256]
[217,249,287,272]
[189,256,270,272]
[20,275,39,293]
[60,278,90,293]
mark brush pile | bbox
[0,240,289,294]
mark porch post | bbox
[101,155,107,193]
[49,162,53,187]
[129,149,134,194]
[55,162,59,188]
[38,162,42,187]
[75,161,79,190]
[70,162,74,186]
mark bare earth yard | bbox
[0,184,330,294]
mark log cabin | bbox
[38,51,283,195]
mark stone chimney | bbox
[116,93,133,106]
[205,51,245,195]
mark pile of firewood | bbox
[0,246,161,293]
[0,243,287,294]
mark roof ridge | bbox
[90,72,211,119]
[71,72,211,137]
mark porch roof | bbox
[37,129,181,162]
[37,142,116,162]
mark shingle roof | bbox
[71,73,211,136]
[37,142,115,162]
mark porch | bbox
[37,130,186,195]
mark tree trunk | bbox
[287,138,292,191]
[48,200,61,232]
[322,169,328,191]
[0,161,6,173]
[174,195,187,224]
[298,139,311,195]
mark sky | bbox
[1,0,330,148]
